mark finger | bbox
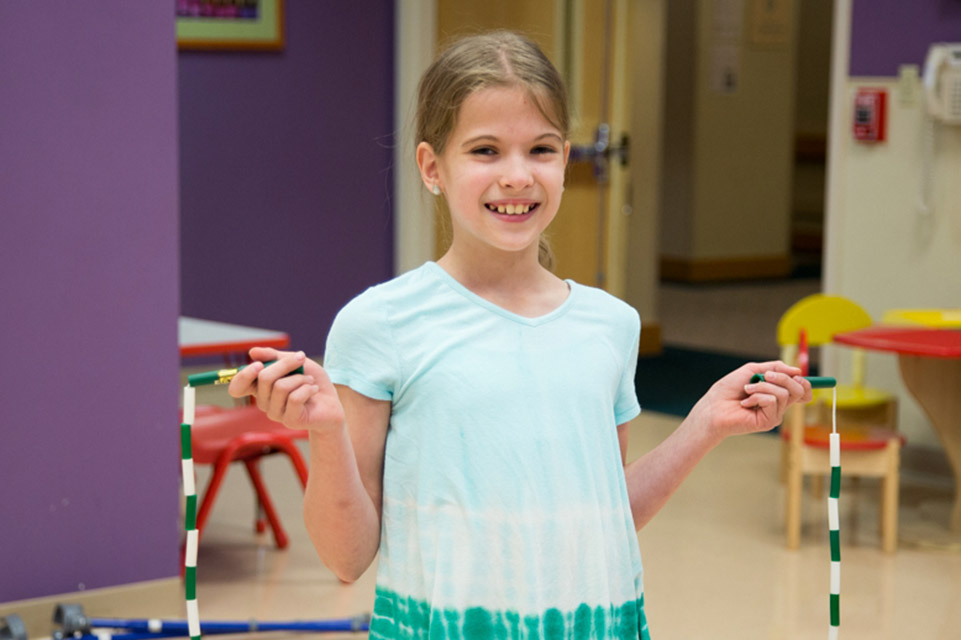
[249,346,284,363]
[260,351,307,378]
[227,360,264,398]
[234,346,285,401]
[283,383,320,427]
[741,392,780,430]
[749,381,790,415]
[255,352,306,409]
[769,361,803,377]
[793,375,814,402]
[751,370,803,400]
[747,361,803,379]
[267,373,314,420]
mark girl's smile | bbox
[485,201,539,216]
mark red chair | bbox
[185,405,308,549]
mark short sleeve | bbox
[323,289,398,401]
[614,310,641,424]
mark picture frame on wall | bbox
[176,0,284,52]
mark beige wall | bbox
[661,0,798,272]
[794,0,832,138]
[825,75,961,449]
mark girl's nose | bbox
[499,154,534,190]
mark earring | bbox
[432,184,441,195]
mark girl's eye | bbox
[470,147,497,156]
[532,145,557,155]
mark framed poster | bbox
[749,0,791,47]
[176,0,284,51]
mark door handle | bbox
[569,123,630,183]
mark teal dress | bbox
[325,263,650,640]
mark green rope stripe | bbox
[181,387,202,640]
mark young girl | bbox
[229,31,811,640]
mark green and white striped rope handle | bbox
[828,387,840,639]
[181,385,202,640]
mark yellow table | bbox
[882,309,961,328]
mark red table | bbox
[178,316,291,359]
[835,326,961,531]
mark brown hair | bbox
[416,31,569,270]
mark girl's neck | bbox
[435,245,569,318]
[437,242,540,288]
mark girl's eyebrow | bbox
[461,132,564,148]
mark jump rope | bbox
[185,367,846,640]
[754,373,841,639]
[187,367,845,639]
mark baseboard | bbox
[0,578,181,639]
[660,255,792,282]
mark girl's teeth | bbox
[492,204,531,214]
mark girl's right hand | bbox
[227,346,346,432]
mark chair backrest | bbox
[777,294,873,347]
[778,294,874,388]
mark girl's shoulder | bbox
[342,262,435,306]
[333,262,441,325]
[567,279,640,324]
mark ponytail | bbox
[538,235,555,272]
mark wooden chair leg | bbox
[885,398,898,432]
[786,465,803,550]
[810,474,824,499]
[881,441,900,553]
[780,439,789,484]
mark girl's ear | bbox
[563,140,571,167]
[416,141,441,192]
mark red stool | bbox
[185,405,308,549]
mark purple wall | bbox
[851,0,961,76]
[179,1,395,358]
[1,3,179,601]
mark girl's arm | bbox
[228,348,389,583]
[621,362,810,530]
[303,385,389,583]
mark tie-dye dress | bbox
[324,262,650,640]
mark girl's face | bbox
[419,85,570,262]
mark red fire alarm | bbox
[853,88,887,142]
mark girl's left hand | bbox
[690,361,813,440]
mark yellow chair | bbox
[777,294,898,431]
[778,294,903,552]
